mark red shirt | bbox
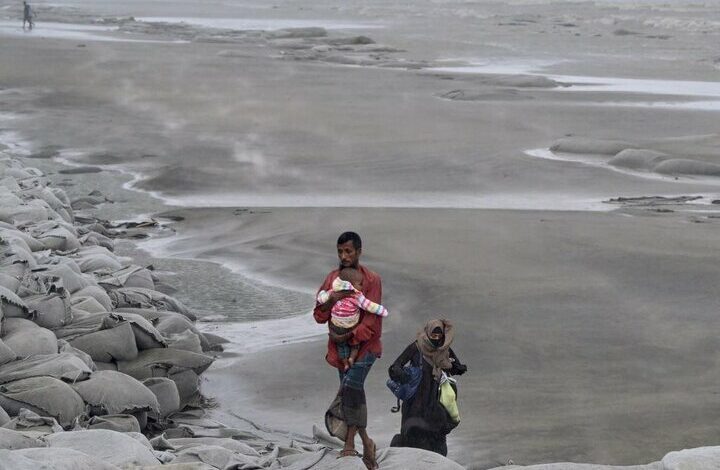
[313,265,383,370]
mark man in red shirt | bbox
[314,231,382,469]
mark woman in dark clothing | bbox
[388,319,467,456]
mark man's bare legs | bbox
[359,428,378,469]
[340,425,377,469]
[339,425,359,457]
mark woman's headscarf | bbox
[416,319,455,380]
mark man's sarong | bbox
[325,353,376,439]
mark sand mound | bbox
[550,138,637,155]
[653,159,720,177]
[608,149,669,170]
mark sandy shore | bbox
[3,0,720,468]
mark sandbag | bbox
[4,324,58,358]
[155,312,209,350]
[2,318,37,334]
[53,311,106,340]
[21,187,67,215]
[0,177,20,192]
[0,285,29,318]
[173,444,263,469]
[45,429,160,467]
[0,233,33,256]
[166,330,203,354]
[44,263,90,294]
[201,332,229,352]
[78,231,114,251]
[169,370,201,406]
[57,340,95,370]
[167,438,260,457]
[138,463,215,470]
[113,307,165,322]
[0,406,9,427]
[0,353,91,384]
[112,312,166,350]
[68,321,138,362]
[2,408,63,434]
[34,226,80,252]
[30,220,77,239]
[71,247,123,273]
[93,362,117,372]
[0,446,122,470]
[117,348,213,380]
[72,285,112,311]
[16,270,63,297]
[0,201,48,225]
[0,273,20,292]
[0,340,16,366]
[0,245,35,269]
[0,228,44,252]
[69,296,106,314]
[0,428,45,450]
[0,261,27,282]
[24,290,73,329]
[143,377,180,418]
[71,370,160,416]
[49,187,71,208]
[109,287,195,320]
[98,265,155,291]
[0,376,85,427]
[82,414,141,433]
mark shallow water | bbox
[135,16,384,31]
[433,61,720,110]
[0,20,182,43]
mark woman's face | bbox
[428,329,444,347]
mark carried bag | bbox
[386,344,423,412]
[386,365,422,412]
[438,372,460,424]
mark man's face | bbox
[337,241,360,269]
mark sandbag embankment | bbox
[0,157,217,439]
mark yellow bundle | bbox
[439,376,460,424]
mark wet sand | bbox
[141,205,720,468]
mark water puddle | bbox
[432,60,720,111]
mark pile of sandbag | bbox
[0,157,220,438]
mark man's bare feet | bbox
[362,439,378,470]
